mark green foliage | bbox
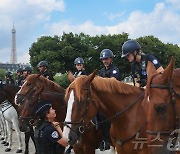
[0,68,6,79]
[54,73,70,89]
[28,32,180,80]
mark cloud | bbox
[103,11,126,21]
[0,0,65,63]
[47,1,180,46]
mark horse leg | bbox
[0,114,8,143]
[5,120,12,152]
[13,118,23,153]
[29,128,37,154]
[24,132,30,154]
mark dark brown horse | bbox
[63,71,152,154]
[14,74,103,154]
[143,57,180,154]
[0,83,36,154]
[15,74,66,131]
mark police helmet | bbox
[100,49,114,59]
[23,67,32,73]
[6,72,12,77]
[37,61,48,67]
[74,57,84,65]
[16,68,23,73]
[121,40,141,58]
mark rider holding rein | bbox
[34,100,68,154]
[121,40,164,88]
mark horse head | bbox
[15,74,42,106]
[143,57,176,142]
[15,74,66,132]
[63,70,98,146]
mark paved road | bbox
[0,131,113,154]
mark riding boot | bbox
[97,112,111,151]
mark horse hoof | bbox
[16,149,22,153]
[5,148,11,152]
[4,142,9,146]
[1,141,6,144]
[0,137,4,140]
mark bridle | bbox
[17,82,65,126]
[146,81,180,135]
[64,85,145,144]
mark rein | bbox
[64,87,145,140]
[146,82,180,135]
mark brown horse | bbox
[15,74,66,131]
[63,71,152,154]
[143,57,180,154]
[14,74,102,154]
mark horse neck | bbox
[92,88,145,128]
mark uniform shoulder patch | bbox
[51,131,59,138]
[112,70,117,74]
[152,59,158,65]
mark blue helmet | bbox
[100,49,114,59]
[37,61,48,67]
[16,68,23,73]
[23,67,32,73]
[74,57,84,65]
[6,72,12,77]
[121,40,141,58]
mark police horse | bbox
[0,83,22,153]
[143,57,180,154]
[62,71,153,154]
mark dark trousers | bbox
[97,112,110,141]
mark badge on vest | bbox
[51,131,59,138]
[112,70,117,74]
[152,59,158,65]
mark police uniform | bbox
[131,54,162,87]
[16,76,24,87]
[98,64,121,151]
[74,69,87,78]
[34,121,64,154]
[99,64,121,80]
[41,70,54,81]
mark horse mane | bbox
[91,76,141,94]
[27,74,65,93]
[65,75,142,102]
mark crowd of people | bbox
[1,40,164,154]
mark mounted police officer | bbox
[64,57,87,154]
[5,72,15,84]
[21,66,32,85]
[74,57,87,77]
[99,49,121,80]
[98,49,121,151]
[34,100,68,154]
[37,61,54,81]
[121,40,164,87]
[15,68,24,87]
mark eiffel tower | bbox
[10,22,17,64]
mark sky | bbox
[0,0,180,64]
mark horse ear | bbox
[84,70,97,85]
[147,61,156,76]
[161,56,174,82]
[68,71,75,83]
